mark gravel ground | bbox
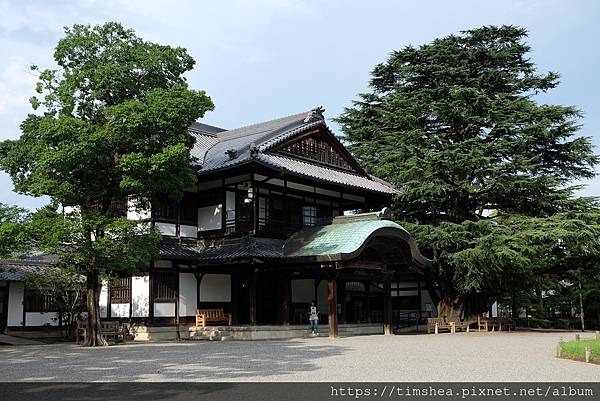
[1,331,599,382]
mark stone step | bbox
[189,328,232,341]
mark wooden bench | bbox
[427,317,454,334]
[76,321,127,345]
[448,319,470,332]
[498,318,515,331]
[195,309,232,328]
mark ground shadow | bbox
[0,338,349,382]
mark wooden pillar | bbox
[249,268,257,326]
[338,278,345,323]
[279,274,290,325]
[148,263,154,323]
[416,280,422,332]
[365,280,371,323]
[383,276,392,335]
[327,274,338,338]
[314,279,321,306]
[231,273,239,325]
[175,268,180,340]
[107,280,112,320]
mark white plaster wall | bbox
[63,206,80,216]
[156,222,176,236]
[491,301,498,318]
[292,279,314,303]
[99,282,108,318]
[179,273,197,317]
[25,312,58,326]
[132,276,150,317]
[200,274,231,302]
[7,282,24,327]
[127,197,151,220]
[111,303,130,318]
[179,224,198,238]
[154,302,175,317]
[198,205,222,231]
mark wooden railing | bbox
[222,212,333,237]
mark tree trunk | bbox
[437,296,462,320]
[579,281,585,332]
[84,271,108,346]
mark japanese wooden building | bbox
[0,107,433,339]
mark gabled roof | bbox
[193,109,321,171]
[189,122,226,162]
[189,107,398,194]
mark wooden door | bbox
[0,283,9,333]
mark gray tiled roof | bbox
[199,111,317,171]
[0,254,56,281]
[188,107,398,194]
[195,237,284,263]
[256,153,397,194]
[189,122,227,136]
[159,239,204,260]
[189,122,225,162]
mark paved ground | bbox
[1,331,598,382]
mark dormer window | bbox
[277,133,354,171]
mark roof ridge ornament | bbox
[304,106,325,123]
[225,149,238,160]
[249,142,259,159]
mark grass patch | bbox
[560,338,600,364]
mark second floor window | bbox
[153,203,176,221]
[302,205,317,227]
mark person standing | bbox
[309,301,320,336]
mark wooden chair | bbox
[76,320,87,345]
[195,309,232,328]
[477,316,490,332]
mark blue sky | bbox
[1,0,598,209]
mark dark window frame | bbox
[152,271,177,303]
[24,289,57,312]
[110,277,132,304]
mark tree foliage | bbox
[26,266,86,339]
[337,25,597,224]
[0,22,214,345]
[0,203,32,257]
[337,25,599,316]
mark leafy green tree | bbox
[0,22,214,345]
[0,203,31,257]
[337,25,598,317]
